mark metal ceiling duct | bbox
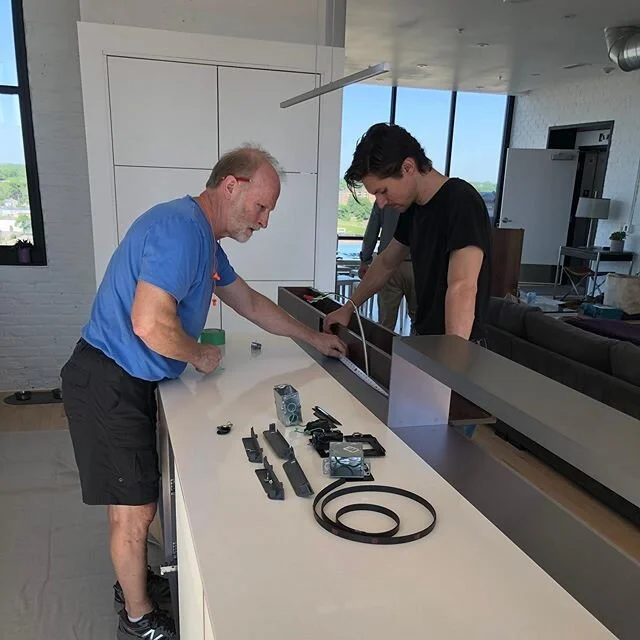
[604,26,640,72]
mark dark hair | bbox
[206,144,284,188]
[344,123,432,197]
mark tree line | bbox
[0,164,29,207]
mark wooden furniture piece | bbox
[491,227,524,297]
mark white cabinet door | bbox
[220,173,317,281]
[176,472,205,640]
[218,67,318,174]
[221,281,312,334]
[108,57,218,169]
[114,166,211,240]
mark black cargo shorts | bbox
[61,339,160,505]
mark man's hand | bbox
[323,304,354,334]
[309,332,347,358]
[358,263,369,279]
[192,344,223,374]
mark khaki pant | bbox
[378,261,417,332]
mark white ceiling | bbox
[344,0,640,94]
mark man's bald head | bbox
[207,145,284,189]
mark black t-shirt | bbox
[393,178,492,340]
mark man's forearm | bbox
[243,291,316,342]
[444,284,477,340]
[135,314,201,364]
[350,256,394,307]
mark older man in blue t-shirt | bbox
[60,146,345,640]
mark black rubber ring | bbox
[335,503,400,538]
[313,479,437,545]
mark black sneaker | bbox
[117,607,177,639]
[113,567,171,613]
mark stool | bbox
[560,266,594,301]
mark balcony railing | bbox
[335,251,411,336]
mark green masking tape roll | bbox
[200,328,226,346]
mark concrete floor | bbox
[0,428,163,640]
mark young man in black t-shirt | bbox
[325,123,492,342]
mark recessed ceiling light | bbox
[477,42,490,47]
[562,63,590,70]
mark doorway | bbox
[568,146,609,248]
[547,121,613,279]
[547,120,613,248]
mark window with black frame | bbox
[336,83,393,261]
[0,0,45,265]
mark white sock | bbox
[127,614,144,623]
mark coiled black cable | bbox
[313,479,437,545]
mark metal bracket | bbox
[255,456,285,500]
[283,447,314,497]
[263,423,290,459]
[242,427,263,463]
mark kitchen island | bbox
[157,334,623,640]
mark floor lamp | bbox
[575,197,611,247]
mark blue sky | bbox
[2,2,505,184]
[1,0,17,87]
[340,84,507,186]
[1,0,23,166]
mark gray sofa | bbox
[486,297,640,420]
[486,297,640,523]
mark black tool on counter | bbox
[313,479,437,545]
[217,422,232,435]
[256,457,284,500]
[345,433,386,457]
[263,423,290,459]
[303,418,335,435]
[310,429,344,457]
[242,427,263,463]
[282,447,314,497]
[312,405,341,426]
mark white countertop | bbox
[159,335,616,640]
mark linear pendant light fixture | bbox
[280,62,390,109]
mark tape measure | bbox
[339,356,389,397]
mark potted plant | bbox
[15,239,33,264]
[609,230,626,252]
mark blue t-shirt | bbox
[82,196,237,381]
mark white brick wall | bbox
[0,0,345,392]
[0,0,94,391]
[511,73,640,262]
